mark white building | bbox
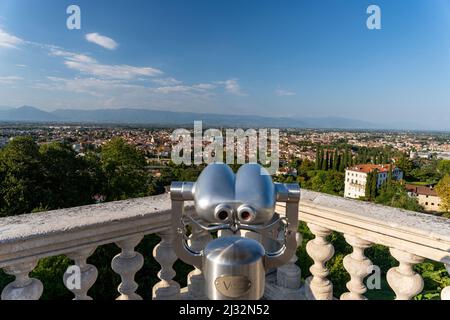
[344,164,403,199]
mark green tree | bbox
[436,174,450,214]
[317,148,324,171]
[39,142,100,209]
[365,172,372,199]
[397,154,414,178]
[100,137,150,201]
[376,182,423,212]
[333,149,339,171]
[370,170,378,200]
[322,151,328,171]
[0,137,45,216]
[315,148,321,170]
[437,160,450,176]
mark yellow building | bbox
[405,184,442,212]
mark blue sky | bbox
[0,0,450,128]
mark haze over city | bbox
[1,0,450,130]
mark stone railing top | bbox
[277,189,450,264]
[0,193,194,267]
[0,193,172,244]
[299,189,450,242]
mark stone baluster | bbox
[340,235,373,300]
[1,260,43,300]
[277,232,302,289]
[186,225,212,299]
[304,223,334,300]
[387,248,424,300]
[152,231,180,300]
[440,264,450,300]
[111,235,144,300]
[63,246,98,300]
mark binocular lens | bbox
[217,211,229,220]
[240,211,251,221]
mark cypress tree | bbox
[370,169,379,200]
[343,148,348,168]
[333,149,339,171]
[315,148,320,170]
[329,152,333,171]
[322,151,329,171]
[365,171,373,199]
[318,148,324,170]
[338,154,345,172]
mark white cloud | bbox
[39,76,215,96]
[50,48,162,79]
[85,33,118,50]
[0,27,23,49]
[218,79,246,96]
[152,77,182,86]
[153,85,192,94]
[275,88,295,96]
[193,83,216,90]
[0,76,23,84]
[35,76,218,109]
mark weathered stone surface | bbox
[0,194,195,267]
[277,190,450,264]
[0,193,172,242]
[298,190,450,243]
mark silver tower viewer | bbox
[170,163,300,300]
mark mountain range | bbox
[0,105,428,130]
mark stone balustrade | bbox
[0,190,449,300]
[276,190,450,300]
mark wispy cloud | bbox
[218,79,246,96]
[0,76,23,84]
[85,33,118,50]
[275,88,295,96]
[50,48,162,79]
[35,76,218,108]
[0,27,23,49]
[41,76,217,97]
[152,77,182,86]
[0,26,247,109]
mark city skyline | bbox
[1,0,450,130]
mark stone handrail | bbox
[0,194,172,267]
[0,193,193,300]
[0,190,449,300]
[276,190,450,300]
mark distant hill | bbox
[0,106,61,122]
[0,106,378,129]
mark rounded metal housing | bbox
[203,236,265,300]
[235,163,276,224]
[193,163,235,223]
[193,162,276,225]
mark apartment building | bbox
[344,164,403,199]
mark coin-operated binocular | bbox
[170,163,300,300]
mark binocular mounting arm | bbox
[263,183,300,269]
[170,182,203,269]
